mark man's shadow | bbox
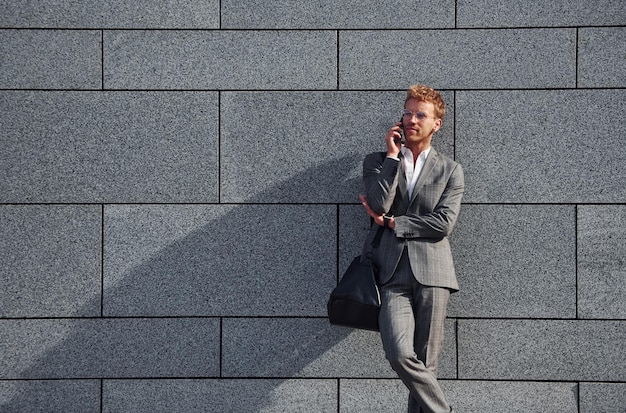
[1,155,407,412]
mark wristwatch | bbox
[383,214,393,228]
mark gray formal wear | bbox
[362,148,464,413]
[362,149,463,289]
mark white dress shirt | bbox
[401,146,431,199]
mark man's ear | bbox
[433,118,443,133]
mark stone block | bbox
[222,318,391,378]
[457,0,625,27]
[341,380,580,413]
[0,380,99,413]
[222,0,455,29]
[103,379,337,412]
[0,205,101,317]
[458,319,626,381]
[222,318,456,379]
[339,29,575,89]
[0,29,100,89]
[340,379,407,412]
[578,205,626,319]
[104,30,336,90]
[0,91,218,203]
[579,27,626,88]
[448,205,576,318]
[103,204,336,317]
[339,204,371,275]
[0,1,219,28]
[0,318,220,379]
[220,91,454,203]
[444,380,578,413]
[579,382,626,413]
[456,89,626,203]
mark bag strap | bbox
[371,225,385,248]
[365,225,385,260]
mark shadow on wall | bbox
[2,155,389,412]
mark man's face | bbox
[402,98,442,146]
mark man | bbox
[359,85,463,413]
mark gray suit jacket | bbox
[361,148,464,290]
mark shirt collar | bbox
[401,146,431,161]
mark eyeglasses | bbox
[401,109,435,121]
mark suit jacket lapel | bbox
[397,159,409,205]
[408,148,438,206]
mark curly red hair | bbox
[405,85,446,120]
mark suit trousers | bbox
[379,248,451,413]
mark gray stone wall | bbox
[1,1,624,412]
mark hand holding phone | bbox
[393,116,404,144]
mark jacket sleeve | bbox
[363,152,401,215]
[394,163,464,239]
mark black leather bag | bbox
[327,226,384,331]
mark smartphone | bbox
[394,116,404,144]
